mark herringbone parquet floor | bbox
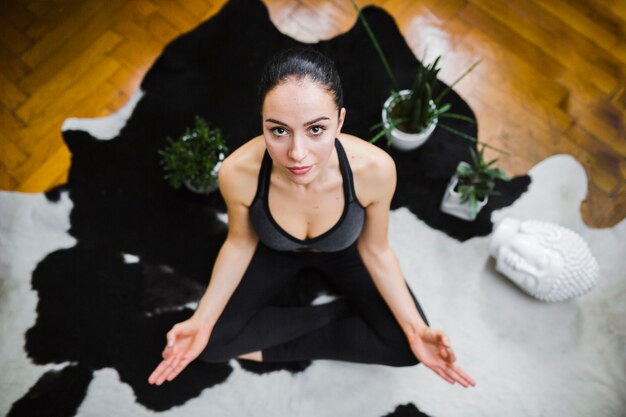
[0,0,624,227]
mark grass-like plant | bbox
[349,0,509,155]
[158,116,228,193]
[383,55,480,140]
[454,143,511,219]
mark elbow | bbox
[224,233,258,254]
[357,238,392,261]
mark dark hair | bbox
[257,47,343,113]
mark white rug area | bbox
[0,96,624,416]
[389,153,626,416]
[0,191,77,415]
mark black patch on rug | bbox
[383,403,433,417]
[13,0,529,415]
[7,364,92,417]
[44,184,69,203]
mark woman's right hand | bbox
[147,317,213,386]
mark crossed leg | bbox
[198,242,430,367]
[198,243,352,363]
[261,244,430,367]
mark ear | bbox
[336,107,346,134]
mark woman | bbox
[148,48,476,388]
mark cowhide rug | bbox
[1,0,624,416]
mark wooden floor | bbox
[1,0,624,227]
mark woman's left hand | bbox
[408,327,476,388]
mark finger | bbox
[166,357,191,382]
[162,343,174,359]
[446,364,475,388]
[156,353,185,386]
[155,363,176,386]
[445,347,456,363]
[436,344,454,364]
[166,353,185,380]
[433,367,456,384]
[433,330,445,343]
[159,329,178,361]
[445,368,469,388]
[148,359,172,384]
[153,349,185,386]
[450,363,477,387]
[439,345,449,358]
[165,336,208,382]
[152,357,178,386]
[166,363,185,382]
[166,328,178,348]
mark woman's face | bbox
[261,76,346,186]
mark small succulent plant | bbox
[158,116,228,193]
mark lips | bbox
[288,166,312,175]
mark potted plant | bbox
[350,0,484,151]
[440,143,510,221]
[158,115,228,194]
[380,56,480,150]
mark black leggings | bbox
[198,241,430,367]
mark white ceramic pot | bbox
[382,89,438,151]
[440,161,488,221]
[183,156,223,195]
[184,180,217,195]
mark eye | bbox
[310,125,326,136]
[270,127,289,137]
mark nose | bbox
[288,135,308,162]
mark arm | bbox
[148,155,259,385]
[356,151,476,388]
[191,158,259,326]
[355,153,427,342]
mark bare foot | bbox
[237,350,263,362]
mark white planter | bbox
[183,156,223,195]
[440,161,488,221]
[381,89,437,151]
[184,180,217,195]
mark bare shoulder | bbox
[218,135,265,207]
[338,133,396,206]
[337,133,395,173]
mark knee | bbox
[209,313,247,346]
[197,351,226,363]
[197,342,236,363]
[383,338,420,367]
[393,348,420,367]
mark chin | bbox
[288,169,318,184]
[289,174,315,185]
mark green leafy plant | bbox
[158,116,228,193]
[454,143,511,219]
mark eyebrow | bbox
[264,116,330,127]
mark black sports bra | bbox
[249,138,365,253]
